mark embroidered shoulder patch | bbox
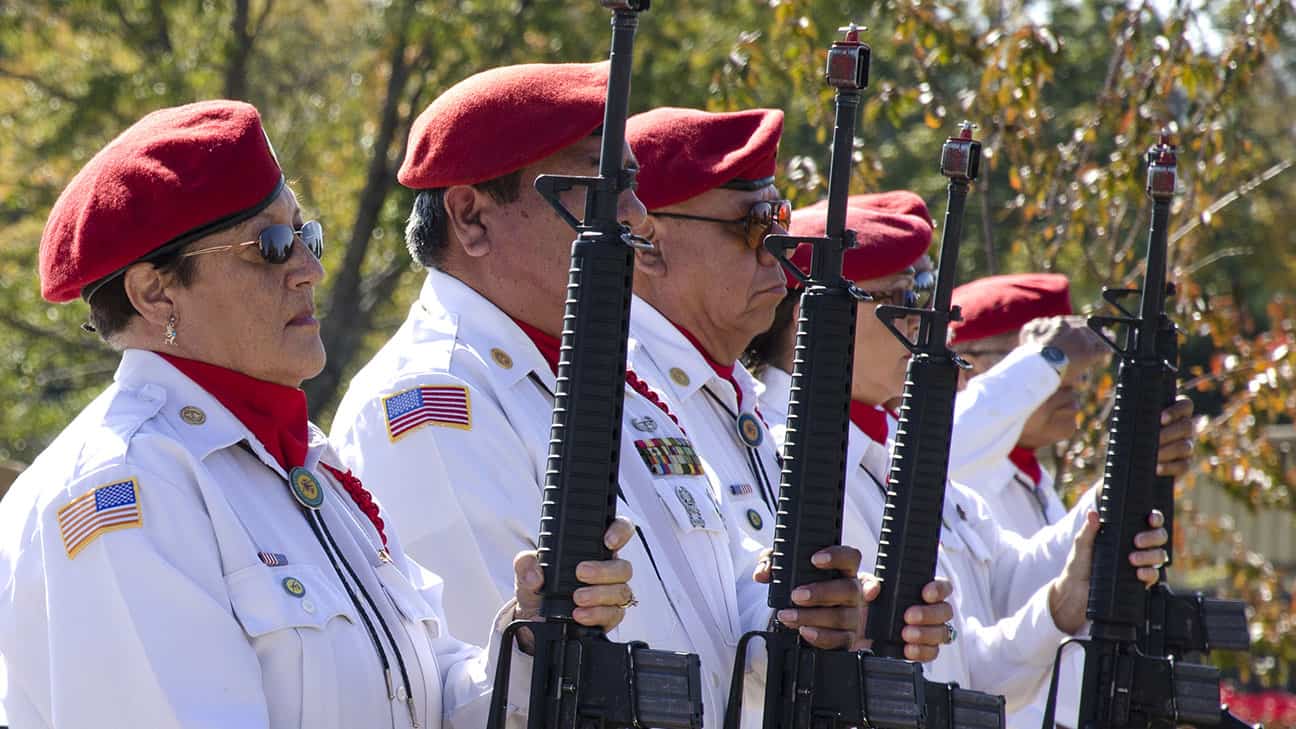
[58,478,143,558]
[382,385,471,440]
[634,438,703,477]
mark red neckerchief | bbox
[672,324,743,409]
[510,316,562,375]
[160,353,309,472]
[849,400,890,446]
[1009,446,1044,487]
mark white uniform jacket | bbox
[331,270,752,727]
[758,369,1083,728]
[0,350,525,729]
[949,346,1068,537]
[626,297,775,628]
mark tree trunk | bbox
[304,0,419,412]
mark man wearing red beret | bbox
[332,66,939,728]
[625,107,957,667]
[947,273,1194,539]
[746,195,1178,729]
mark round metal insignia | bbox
[669,367,690,387]
[281,576,306,598]
[179,406,206,425]
[736,413,763,447]
[746,508,765,531]
[288,467,325,510]
[490,348,514,370]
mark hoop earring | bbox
[164,314,178,346]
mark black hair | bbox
[742,288,800,375]
[405,170,524,269]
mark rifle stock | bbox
[486,4,704,728]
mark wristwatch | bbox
[1040,345,1069,378]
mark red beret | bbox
[39,100,283,303]
[399,62,609,189]
[785,191,933,288]
[948,273,1073,343]
[627,107,784,210]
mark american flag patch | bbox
[258,551,288,566]
[729,483,754,496]
[382,385,471,440]
[634,438,703,477]
[57,478,142,558]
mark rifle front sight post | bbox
[826,23,869,89]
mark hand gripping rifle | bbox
[1039,133,1255,729]
[485,4,704,728]
[724,27,1000,729]
[861,121,1004,729]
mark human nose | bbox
[286,235,325,289]
[619,186,648,234]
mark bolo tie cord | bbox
[312,509,419,728]
[241,444,419,728]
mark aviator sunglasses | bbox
[654,199,792,250]
[181,220,324,263]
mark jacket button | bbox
[490,348,514,369]
[669,368,690,386]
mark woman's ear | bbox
[443,185,492,258]
[121,262,175,328]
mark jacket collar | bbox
[417,270,556,392]
[630,295,743,411]
[114,349,325,479]
[755,366,792,421]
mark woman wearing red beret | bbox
[0,100,633,729]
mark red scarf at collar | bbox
[1009,446,1044,487]
[510,317,562,375]
[673,325,743,409]
[850,400,890,446]
[160,354,310,473]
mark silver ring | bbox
[943,622,958,644]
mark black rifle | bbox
[862,121,1004,729]
[485,3,704,728]
[725,27,1002,729]
[1039,133,1254,729]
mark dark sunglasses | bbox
[863,268,936,309]
[653,199,792,250]
[181,220,324,263]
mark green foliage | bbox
[2,0,1295,702]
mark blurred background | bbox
[0,0,1292,721]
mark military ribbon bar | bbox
[634,438,704,477]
